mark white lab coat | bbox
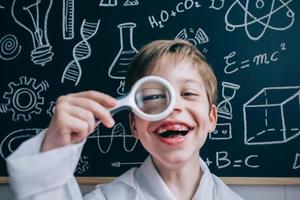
[6,130,244,200]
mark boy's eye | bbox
[181,92,199,96]
[142,94,166,101]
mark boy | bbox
[7,40,244,200]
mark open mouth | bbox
[159,130,189,138]
[154,124,193,138]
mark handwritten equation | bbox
[224,42,287,75]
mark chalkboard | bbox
[0,0,299,185]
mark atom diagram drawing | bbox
[225,0,294,41]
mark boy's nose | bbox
[172,93,184,113]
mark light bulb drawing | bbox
[108,22,138,95]
[11,0,54,66]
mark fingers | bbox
[65,97,114,128]
[63,97,115,128]
[68,90,117,108]
[42,90,118,151]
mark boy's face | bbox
[129,55,217,169]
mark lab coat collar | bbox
[135,156,176,199]
[135,156,215,200]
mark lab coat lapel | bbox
[135,156,176,200]
[192,158,215,199]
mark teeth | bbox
[157,128,166,134]
[156,126,188,134]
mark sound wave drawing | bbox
[88,123,138,154]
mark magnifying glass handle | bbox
[108,96,130,116]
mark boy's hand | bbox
[41,91,117,152]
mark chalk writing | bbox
[224,43,287,74]
[204,151,260,169]
[148,0,201,29]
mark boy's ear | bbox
[129,112,139,139]
[208,105,218,132]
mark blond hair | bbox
[125,39,217,107]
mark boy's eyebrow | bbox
[183,79,204,88]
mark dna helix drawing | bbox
[61,19,100,86]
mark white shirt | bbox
[6,130,244,200]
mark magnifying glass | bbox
[109,76,175,121]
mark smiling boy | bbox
[7,40,244,200]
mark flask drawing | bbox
[61,19,100,86]
[108,22,138,95]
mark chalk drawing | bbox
[2,76,48,121]
[99,0,117,7]
[11,0,54,66]
[0,34,21,60]
[88,123,138,154]
[175,27,209,48]
[123,0,139,6]
[61,19,100,86]
[0,128,42,159]
[209,0,225,10]
[63,0,74,40]
[225,0,294,41]
[46,101,55,117]
[76,155,90,174]
[293,153,300,170]
[108,22,138,95]
[217,82,240,120]
[244,86,300,145]
[210,123,232,140]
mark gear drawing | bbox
[3,76,48,121]
[46,101,56,117]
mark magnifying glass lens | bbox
[135,82,170,115]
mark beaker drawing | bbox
[217,82,240,120]
[108,22,138,95]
